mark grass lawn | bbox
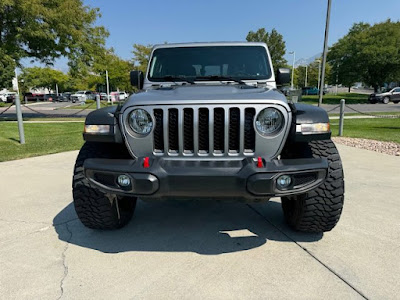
[0,117,85,122]
[0,121,84,162]
[301,93,369,105]
[330,117,400,143]
[329,112,400,117]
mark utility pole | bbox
[56,83,59,96]
[14,63,25,144]
[305,65,308,87]
[318,0,332,107]
[289,51,295,89]
[316,59,321,92]
[106,70,110,103]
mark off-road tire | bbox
[73,142,137,230]
[280,140,344,232]
[383,96,390,104]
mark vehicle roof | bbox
[152,42,267,50]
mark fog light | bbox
[277,175,292,189]
[117,175,131,187]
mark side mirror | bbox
[130,70,144,89]
[276,68,291,86]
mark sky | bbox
[50,0,400,71]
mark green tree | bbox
[328,20,400,91]
[132,44,153,73]
[93,49,133,92]
[246,28,287,69]
[295,60,332,88]
[0,0,108,87]
[20,67,69,92]
[327,23,369,91]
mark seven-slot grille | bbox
[152,107,256,156]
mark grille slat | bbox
[178,108,184,154]
[198,108,209,152]
[153,109,164,152]
[229,108,240,152]
[183,108,194,152]
[213,108,225,152]
[153,106,256,156]
[244,108,256,152]
[168,109,179,152]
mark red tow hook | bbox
[143,157,150,168]
[257,156,263,168]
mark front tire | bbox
[73,142,137,230]
[383,96,390,104]
[280,140,344,232]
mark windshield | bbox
[76,91,85,94]
[148,46,272,82]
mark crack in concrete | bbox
[246,204,369,300]
[57,222,73,300]
[0,217,78,227]
[0,218,49,225]
[0,218,79,248]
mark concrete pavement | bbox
[0,145,399,299]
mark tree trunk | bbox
[348,86,351,93]
[374,85,378,93]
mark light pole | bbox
[106,70,110,103]
[289,51,295,89]
[13,61,25,144]
[318,0,332,107]
[305,65,308,87]
[316,59,321,91]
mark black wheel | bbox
[73,142,137,230]
[280,140,344,232]
[383,96,390,104]
[393,101,399,104]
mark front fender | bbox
[83,106,123,143]
[288,103,331,142]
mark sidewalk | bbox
[0,145,399,299]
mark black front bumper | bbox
[83,157,328,201]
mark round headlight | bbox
[129,109,153,135]
[255,108,284,136]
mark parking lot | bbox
[1,144,399,299]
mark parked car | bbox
[24,92,45,101]
[302,87,326,95]
[62,92,72,101]
[71,91,96,103]
[119,91,129,100]
[44,94,58,101]
[0,92,8,102]
[4,92,17,103]
[99,93,108,101]
[369,87,400,104]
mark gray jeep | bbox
[73,42,344,232]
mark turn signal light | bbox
[84,125,110,134]
[296,123,330,135]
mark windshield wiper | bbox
[153,76,195,85]
[195,76,246,85]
